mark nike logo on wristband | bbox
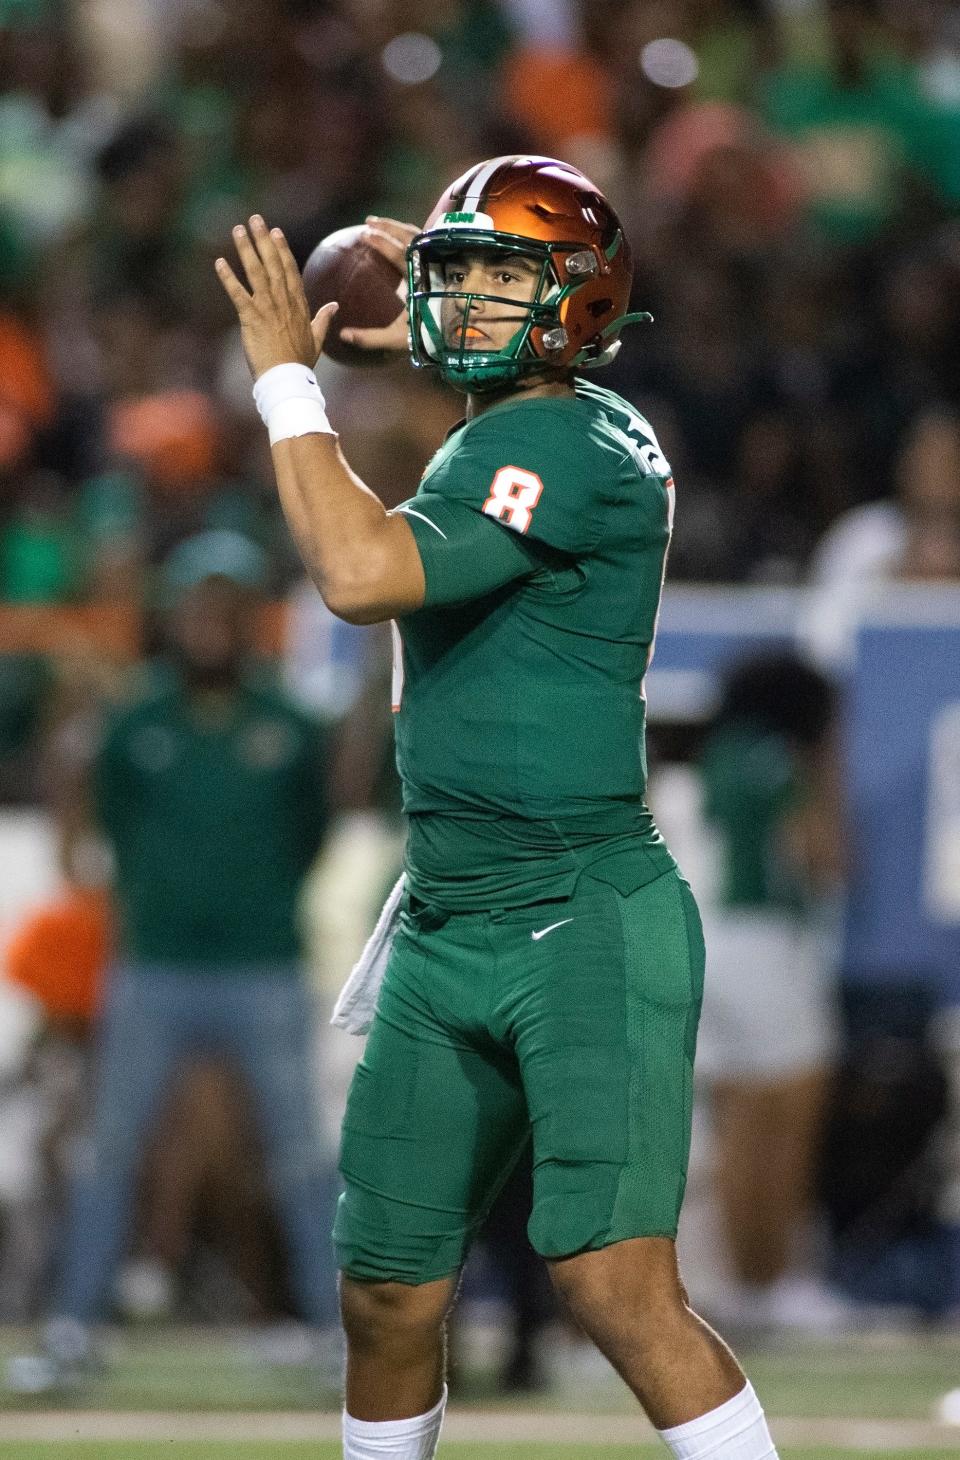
[531,918,574,941]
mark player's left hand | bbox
[338,216,418,354]
[215,215,339,380]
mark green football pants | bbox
[335,865,704,1284]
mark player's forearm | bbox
[214,223,424,619]
[271,432,425,623]
[271,432,382,595]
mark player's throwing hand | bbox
[215,215,339,380]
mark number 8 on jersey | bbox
[482,466,544,534]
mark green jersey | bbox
[96,672,328,967]
[393,379,676,909]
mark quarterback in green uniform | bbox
[217,155,779,1460]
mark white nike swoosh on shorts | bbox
[531,918,574,941]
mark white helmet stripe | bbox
[455,161,487,206]
[462,155,521,213]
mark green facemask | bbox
[406,226,650,394]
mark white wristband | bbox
[252,362,335,444]
[265,397,334,445]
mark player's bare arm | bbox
[215,215,425,625]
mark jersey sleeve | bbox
[393,492,543,608]
[420,407,609,556]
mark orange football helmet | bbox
[407,154,650,392]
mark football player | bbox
[217,155,779,1460]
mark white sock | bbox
[343,1385,447,1459]
[657,1382,778,1459]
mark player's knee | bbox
[549,1237,687,1336]
[339,1274,452,1351]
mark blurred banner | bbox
[646,586,798,721]
[843,592,960,1001]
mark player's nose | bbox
[454,293,487,323]
[458,265,490,297]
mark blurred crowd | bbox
[0,0,959,1383]
[0,0,958,609]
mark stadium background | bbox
[0,0,959,1455]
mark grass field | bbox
[5,1448,960,1460]
[2,1326,960,1457]
[5,1445,960,1460]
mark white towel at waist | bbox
[330,874,405,1035]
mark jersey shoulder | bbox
[573,379,673,482]
[573,379,675,544]
[417,390,634,554]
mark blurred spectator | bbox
[0,0,953,596]
[6,529,340,1394]
[119,1059,309,1327]
[0,885,107,1318]
[0,300,55,435]
[469,1144,557,1393]
[0,651,52,802]
[1,471,77,602]
[72,468,145,603]
[694,653,848,1331]
[498,13,612,156]
[691,0,781,106]
[760,0,950,242]
[85,116,190,311]
[801,403,960,671]
[5,884,108,1022]
[283,577,371,725]
[108,389,220,488]
[0,1,94,249]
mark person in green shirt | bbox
[695,653,844,1332]
[215,156,780,1460]
[8,530,340,1395]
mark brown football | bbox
[302,225,405,367]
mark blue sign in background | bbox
[647,586,797,720]
[843,617,960,1001]
[647,587,960,1003]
